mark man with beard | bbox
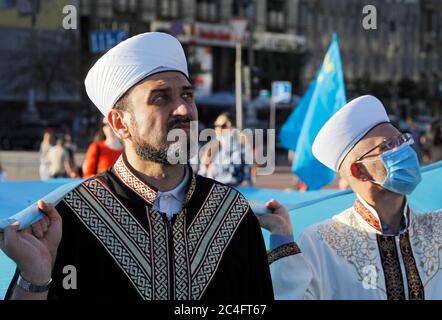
[1,32,273,300]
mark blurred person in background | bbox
[404,117,423,163]
[47,136,77,178]
[63,133,78,177]
[0,160,7,181]
[429,119,442,162]
[82,117,123,178]
[63,133,79,177]
[39,129,53,180]
[199,112,246,187]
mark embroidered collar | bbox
[112,153,196,206]
[352,195,411,235]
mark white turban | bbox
[84,32,189,116]
[312,95,390,172]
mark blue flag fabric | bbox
[279,76,316,150]
[280,33,347,190]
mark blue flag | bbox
[280,33,347,190]
[279,76,316,150]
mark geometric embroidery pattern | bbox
[83,179,151,260]
[113,155,196,207]
[183,175,197,206]
[191,192,249,299]
[68,158,250,300]
[113,156,157,205]
[147,208,170,300]
[63,182,153,300]
[187,184,229,258]
[172,211,191,300]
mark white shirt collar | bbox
[157,166,189,201]
[155,167,189,219]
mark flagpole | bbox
[235,41,243,131]
[230,18,247,131]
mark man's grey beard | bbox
[129,115,195,165]
[132,131,191,165]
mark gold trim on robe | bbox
[399,232,425,300]
[268,243,301,264]
[376,235,406,300]
[317,199,426,300]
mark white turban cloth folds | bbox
[85,32,189,116]
[312,95,390,172]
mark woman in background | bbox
[82,118,123,178]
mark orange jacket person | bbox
[82,118,123,177]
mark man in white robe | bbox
[259,95,442,300]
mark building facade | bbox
[297,0,442,95]
[0,0,82,151]
[80,0,306,97]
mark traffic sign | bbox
[229,18,247,42]
[271,81,292,103]
[89,30,128,53]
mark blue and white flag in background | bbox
[280,32,347,190]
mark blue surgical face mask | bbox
[357,143,422,195]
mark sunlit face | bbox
[354,122,401,183]
[214,115,232,136]
[124,71,198,164]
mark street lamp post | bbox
[230,18,248,131]
[246,0,255,101]
[235,41,243,130]
[21,0,40,123]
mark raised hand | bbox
[0,200,62,284]
[255,199,293,236]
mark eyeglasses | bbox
[356,132,414,161]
